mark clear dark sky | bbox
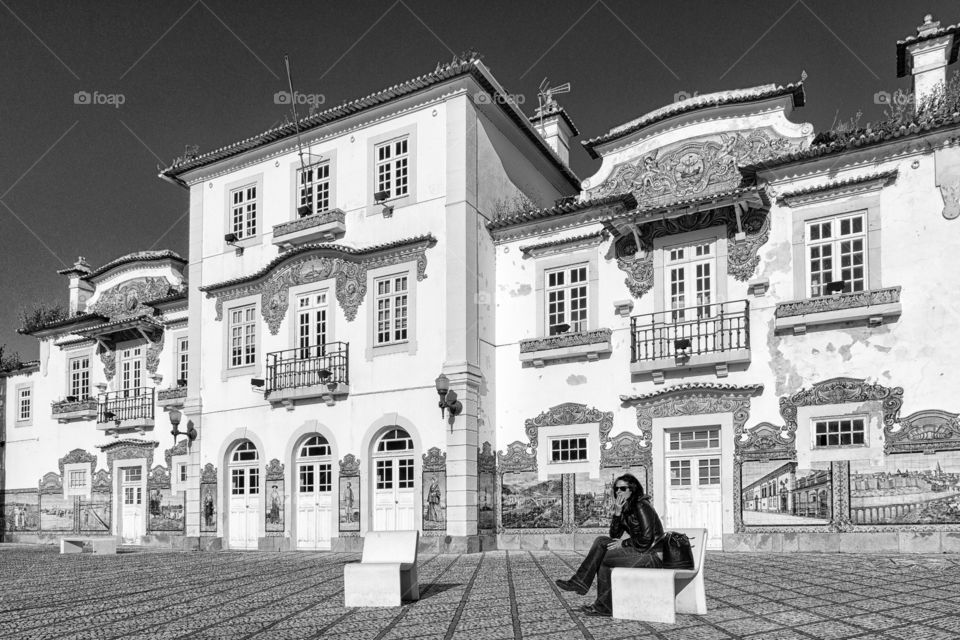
[1,0,955,357]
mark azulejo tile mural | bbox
[741,461,833,525]
[850,453,960,524]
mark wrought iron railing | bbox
[97,387,155,423]
[630,299,750,363]
[266,342,349,395]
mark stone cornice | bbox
[777,170,898,207]
[519,231,608,259]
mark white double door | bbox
[229,465,261,549]
[119,466,145,545]
[296,461,333,550]
[664,428,723,550]
[373,457,415,531]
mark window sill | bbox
[367,339,417,359]
[223,364,258,381]
[774,286,901,335]
[518,329,612,367]
[367,195,412,216]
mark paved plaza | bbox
[1,546,959,640]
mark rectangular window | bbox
[375,138,409,199]
[248,468,260,495]
[122,467,142,483]
[17,386,31,422]
[375,275,408,345]
[698,458,721,485]
[814,417,866,447]
[398,459,414,489]
[550,437,588,462]
[807,213,866,297]
[230,184,258,239]
[178,464,188,484]
[318,463,332,492]
[664,240,716,321]
[177,337,189,385]
[297,291,328,357]
[69,470,87,489]
[298,163,331,214]
[376,460,393,490]
[670,459,691,486]
[229,305,257,368]
[546,265,588,335]
[231,468,245,494]
[68,356,90,399]
[299,465,315,493]
[669,429,720,451]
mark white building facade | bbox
[4,16,960,553]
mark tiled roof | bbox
[529,101,580,136]
[17,312,109,336]
[742,113,960,172]
[143,290,188,308]
[486,193,637,232]
[75,316,164,337]
[626,185,766,222]
[776,170,899,202]
[620,382,764,403]
[83,250,186,281]
[159,56,580,190]
[896,19,960,77]
[199,235,437,292]
[582,82,805,158]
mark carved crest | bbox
[200,462,217,484]
[92,469,112,492]
[497,441,536,474]
[90,276,172,321]
[779,377,903,436]
[617,254,654,298]
[524,403,613,450]
[736,422,797,462]
[145,331,165,375]
[58,448,97,479]
[478,441,497,473]
[422,447,447,472]
[99,346,116,381]
[339,454,360,476]
[99,439,159,469]
[601,431,649,468]
[39,472,62,494]
[148,465,171,489]
[164,440,189,470]
[885,409,960,454]
[265,458,284,481]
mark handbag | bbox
[658,531,695,570]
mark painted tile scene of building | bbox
[4,9,960,557]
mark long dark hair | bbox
[611,473,644,511]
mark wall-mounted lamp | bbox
[169,408,197,444]
[374,190,393,217]
[224,233,244,255]
[434,373,462,420]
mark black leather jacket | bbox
[609,495,664,551]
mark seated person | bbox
[556,473,664,616]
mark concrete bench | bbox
[343,530,419,607]
[60,537,118,555]
[611,527,708,624]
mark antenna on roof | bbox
[537,78,571,127]
[284,54,307,173]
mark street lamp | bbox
[434,373,462,419]
[169,408,197,444]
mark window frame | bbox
[366,124,417,215]
[63,462,92,499]
[221,297,261,380]
[222,173,264,251]
[176,335,189,386]
[534,250,599,339]
[548,436,589,463]
[15,382,33,426]
[812,415,867,449]
[373,273,410,347]
[805,212,868,298]
[652,225,727,315]
[66,352,92,400]
[544,263,589,336]
[366,262,418,359]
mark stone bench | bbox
[60,537,118,555]
[611,527,708,624]
[343,530,419,607]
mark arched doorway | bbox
[295,435,333,549]
[372,428,416,530]
[228,440,261,549]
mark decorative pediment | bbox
[148,465,171,489]
[98,439,159,469]
[478,441,496,474]
[164,439,189,470]
[265,459,284,481]
[89,276,172,321]
[339,454,360,476]
[92,469,112,492]
[497,441,536,473]
[524,402,613,450]
[58,448,97,479]
[601,431,650,468]
[885,409,960,454]
[736,422,797,462]
[202,236,436,333]
[779,377,903,436]
[594,129,800,204]
[422,447,447,472]
[39,472,62,494]
[200,462,217,484]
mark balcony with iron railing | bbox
[265,342,350,407]
[97,387,155,432]
[630,299,751,383]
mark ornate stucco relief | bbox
[778,377,904,439]
[775,287,901,318]
[478,441,496,473]
[519,329,612,354]
[339,454,360,476]
[89,277,173,321]
[58,448,98,479]
[600,431,650,469]
[885,409,960,454]
[422,447,447,472]
[496,441,537,473]
[523,402,614,450]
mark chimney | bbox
[57,257,94,315]
[899,14,958,111]
[531,100,578,165]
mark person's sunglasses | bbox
[614,486,630,492]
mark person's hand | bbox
[611,491,627,516]
[606,539,623,550]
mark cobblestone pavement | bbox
[1,546,959,640]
